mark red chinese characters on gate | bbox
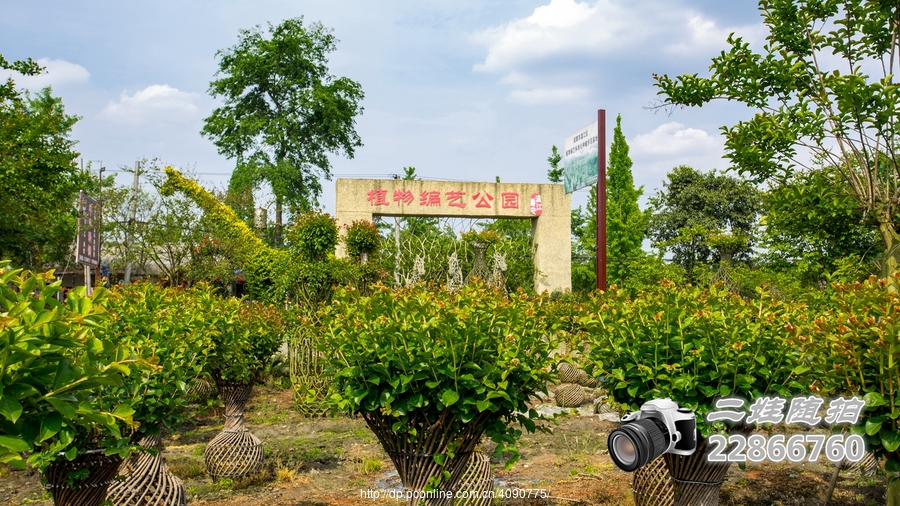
[366,188,521,210]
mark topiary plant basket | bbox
[43,451,123,506]
[204,380,264,481]
[632,455,674,506]
[455,451,494,506]
[106,432,186,506]
[663,431,744,506]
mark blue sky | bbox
[1,0,766,215]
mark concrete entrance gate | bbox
[335,179,571,293]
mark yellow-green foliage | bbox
[161,166,284,301]
[160,166,267,256]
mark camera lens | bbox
[611,434,637,464]
[608,418,669,472]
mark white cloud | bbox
[508,86,590,105]
[472,0,616,74]
[630,122,727,189]
[100,84,200,124]
[472,0,761,105]
[498,71,590,104]
[2,58,90,90]
[632,122,720,156]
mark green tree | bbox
[649,166,761,284]
[570,116,648,286]
[201,17,365,245]
[0,55,41,101]
[546,145,563,183]
[0,73,89,269]
[761,165,882,284]
[605,114,648,284]
[653,0,900,282]
[397,166,439,237]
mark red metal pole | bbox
[596,109,607,291]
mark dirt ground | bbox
[1,386,887,505]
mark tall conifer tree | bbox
[581,114,647,285]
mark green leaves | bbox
[0,435,30,453]
[584,282,810,435]
[440,390,460,407]
[0,83,87,269]
[321,282,559,470]
[800,275,900,461]
[38,413,63,442]
[654,0,900,285]
[0,395,23,423]
[201,18,364,211]
[0,263,142,471]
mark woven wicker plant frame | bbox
[204,381,265,481]
[364,409,496,506]
[843,452,879,477]
[557,362,579,384]
[106,432,187,506]
[186,377,218,403]
[555,383,586,407]
[43,451,123,506]
[632,456,674,506]
[663,430,747,506]
[289,333,331,417]
[454,452,494,506]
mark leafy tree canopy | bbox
[761,164,882,283]
[653,0,900,279]
[0,55,41,101]
[201,17,364,239]
[649,165,761,283]
[0,58,89,269]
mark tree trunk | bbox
[878,219,900,291]
[887,473,900,506]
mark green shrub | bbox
[106,282,216,436]
[801,274,900,470]
[206,296,286,384]
[0,261,147,471]
[344,220,381,259]
[321,282,559,490]
[582,281,811,436]
[287,212,338,262]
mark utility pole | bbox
[393,174,401,286]
[595,109,607,291]
[97,165,105,287]
[124,161,141,284]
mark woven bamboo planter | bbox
[555,383,586,407]
[106,432,186,506]
[204,381,264,481]
[632,455,674,506]
[843,452,879,477]
[186,378,217,403]
[574,369,599,388]
[558,362,580,383]
[663,434,732,506]
[290,334,331,418]
[43,451,123,506]
[455,452,494,506]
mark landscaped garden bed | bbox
[0,385,886,505]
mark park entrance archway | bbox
[335,179,571,293]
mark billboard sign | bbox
[562,120,599,194]
[76,191,100,267]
